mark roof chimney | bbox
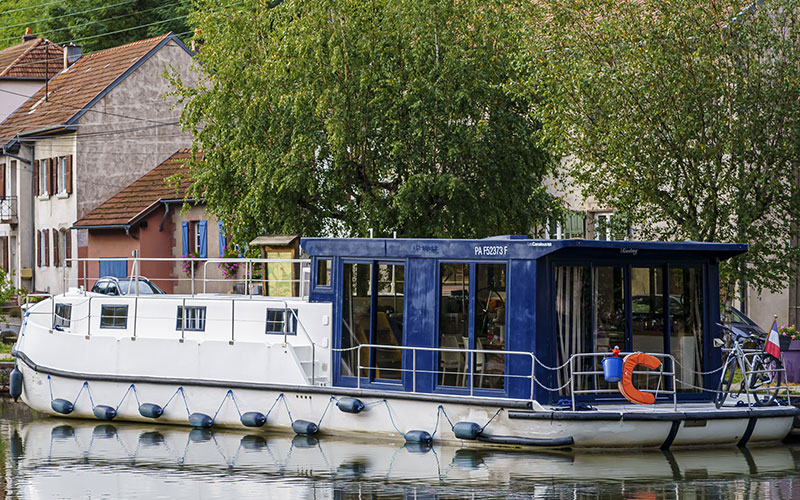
[63,44,81,69]
[22,27,36,42]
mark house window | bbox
[316,258,331,287]
[546,212,586,239]
[100,305,128,329]
[53,303,72,329]
[176,306,207,331]
[193,222,202,253]
[266,308,297,335]
[56,156,67,194]
[38,159,49,196]
[594,212,615,241]
[39,230,47,267]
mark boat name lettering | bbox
[620,248,638,255]
[475,245,508,256]
[412,243,439,253]
[527,242,552,247]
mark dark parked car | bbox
[724,305,767,338]
[91,277,165,296]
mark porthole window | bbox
[100,305,128,329]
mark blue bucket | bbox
[602,356,623,383]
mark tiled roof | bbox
[0,33,172,144]
[0,38,65,80]
[74,149,200,228]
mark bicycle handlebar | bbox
[716,322,764,345]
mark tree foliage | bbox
[170,0,556,241]
[0,0,192,52]
[523,0,800,293]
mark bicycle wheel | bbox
[714,357,736,409]
[749,355,783,406]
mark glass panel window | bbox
[474,263,506,389]
[176,306,207,332]
[555,266,592,393]
[341,263,372,378]
[316,259,331,287]
[593,266,626,391]
[38,159,48,196]
[438,263,469,387]
[670,267,704,392]
[53,303,71,329]
[375,263,404,380]
[57,156,67,193]
[631,267,666,391]
[100,305,128,329]
[266,308,297,335]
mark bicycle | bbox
[713,323,784,408]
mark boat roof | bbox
[301,236,748,261]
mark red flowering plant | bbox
[182,250,200,277]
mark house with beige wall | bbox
[0,33,197,293]
[74,149,234,294]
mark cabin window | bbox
[100,305,128,329]
[53,303,71,329]
[670,267,704,392]
[438,262,507,390]
[631,267,666,391]
[316,258,331,287]
[340,261,405,381]
[266,308,297,335]
[439,263,469,387]
[375,263,404,380]
[341,263,372,378]
[473,263,506,389]
[176,306,207,332]
[555,264,705,396]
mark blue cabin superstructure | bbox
[301,236,747,404]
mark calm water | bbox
[0,399,798,499]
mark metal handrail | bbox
[336,343,537,400]
[569,352,678,411]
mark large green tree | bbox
[523,0,800,296]
[170,0,556,241]
[0,0,192,52]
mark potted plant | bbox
[779,325,800,383]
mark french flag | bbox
[765,320,781,358]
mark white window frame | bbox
[57,156,67,194]
[38,159,49,196]
[192,221,202,254]
[39,230,46,266]
[594,213,614,241]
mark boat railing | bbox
[55,256,311,299]
[569,352,678,411]
[336,344,537,401]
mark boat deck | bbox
[515,401,799,422]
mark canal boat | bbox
[10,237,798,449]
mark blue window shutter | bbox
[218,221,225,257]
[181,221,189,256]
[198,220,207,259]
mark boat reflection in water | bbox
[8,419,800,499]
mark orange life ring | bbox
[617,352,662,405]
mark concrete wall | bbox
[0,80,42,123]
[74,39,198,221]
